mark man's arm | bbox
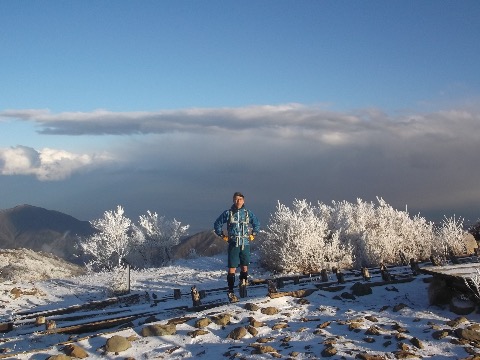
[213,210,228,236]
[249,210,260,235]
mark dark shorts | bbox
[228,244,250,268]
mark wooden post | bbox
[276,278,284,289]
[321,269,328,282]
[361,267,371,281]
[267,279,277,294]
[173,289,181,300]
[409,258,420,275]
[380,263,391,282]
[191,286,201,307]
[336,271,345,284]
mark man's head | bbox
[233,192,245,209]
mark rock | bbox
[351,282,372,296]
[446,316,469,327]
[46,356,72,360]
[321,345,337,357]
[35,316,46,326]
[257,337,275,343]
[194,318,212,328]
[141,323,176,336]
[391,323,409,333]
[393,303,409,312]
[248,317,265,327]
[187,329,209,338]
[355,353,387,360]
[393,350,418,359]
[261,306,279,315]
[271,322,288,330]
[247,325,258,336]
[227,326,247,340]
[64,344,88,358]
[341,291,355,300]
[432,329,451,339]
[45,320,56,330]
[250,344,278,354]
[409,337,424,349]
[167,316,195,325]
[316,321,331,329]
[245,302,260,311]
[210,313,231,326]
[349,322,363,331]
[428,277,452,305]
[450,296,476,315]
[464,233,478,254]
[455,327,480,342]
[365,325,382,336]
[105,335,132,353]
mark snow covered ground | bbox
[1,253,480,359]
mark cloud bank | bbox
[0,145,110,181]
[1,104,480,228]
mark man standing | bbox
[214,192,260,301]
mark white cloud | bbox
[0,145,111,181]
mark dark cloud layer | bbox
[1,104,479,231]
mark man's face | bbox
[233,196,244,209]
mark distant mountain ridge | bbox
[0,204,225,265]
[0,204,95,264]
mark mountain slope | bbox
[0,204,95,263]
[172,230,227,259]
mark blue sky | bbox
[1,1,480,232]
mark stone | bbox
[261,306,280,315]
[321,345,337,357]
[141,323,176,336]
[105,335,132,353]
[446,316,469,328]
[248,317,265,327]
[450,296,476,315]
[455,327,480,342]
[227,326,247,340]
[187,329,209,338]
[351,282,373,296]
[428,277,452,305]
[245,302,260,311]
[464,233,478,254]
[271,322,288,330]
[211,313,231,326]
[432,329,451,340]
[250,344,278,354]
[409,337,424,349]
[365,325,382,336]
[393,303,409,312]
[47,356,71,360]
[247,325,258,336]
[194,317,211,328]
[64,344,88,358]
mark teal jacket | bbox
[214,205,260,247]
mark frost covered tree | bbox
[78,205,133,271]
[131,210,190,267]
[260,197,469,274]
[327,198,435,267]
[258,199,353,273]
[435,215,469,258]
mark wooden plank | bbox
[421,263,480,279]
